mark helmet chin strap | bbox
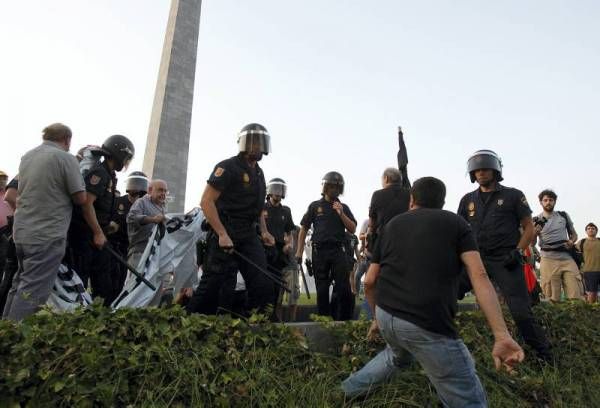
[247,152,263,162]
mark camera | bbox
[533,216,548,228]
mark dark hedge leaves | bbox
[0,302,598,407]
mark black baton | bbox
[298,263,311,299]
[103,244,157,291]
[231,248,291,293]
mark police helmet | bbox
[467,149,503,183]
[237,123,271,155]
[321,171,345,195]
[101,135,135,172]
[267,178,287,198]
[126,171,149,193]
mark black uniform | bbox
[301,198,356,320]
[108,194,134,299]
[67,161,117,306]
[457,184,551,358]
[263,200,295,303]
[186,155,273,315]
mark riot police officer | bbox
[263,178,295,319]
[68,134,134,306]
[457,149,552,361]
[295,171,357,320]
[186,123,275,315]
[108,171,148,299]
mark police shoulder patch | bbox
[214,167,225,177]
[89,174,101,185]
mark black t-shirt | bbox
[263,201,294,244]
[373,208,478,338]
[72,161,117,229]
[369,184,410,232]
[300,198,356,244]
[207,155,266,238]
[457,184,531,254]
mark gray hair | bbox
[382,167,401,184]
[42,123,72,143]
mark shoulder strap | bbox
[557,211,575,235]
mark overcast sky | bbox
[1,1,598,234]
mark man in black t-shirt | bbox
[342,177,523,405]
[367,167,410,249]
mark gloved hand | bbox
[305,259,313,276]
[504,248,524,268]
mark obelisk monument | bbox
[143,0,202,213]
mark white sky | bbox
[1,1,598,235]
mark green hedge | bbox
[0,302,598,407]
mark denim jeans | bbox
[342,306,487,407]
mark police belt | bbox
[312,241,343,250]
[479,247,514,257]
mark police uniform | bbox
[300,198,356,320]
[108,194,134,299]
[186,155,273,315]
[68,161,117,306]
[263,200,295,303]
[458,184,551,358]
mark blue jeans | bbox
[342,307,487,407]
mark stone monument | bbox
[142,0,202,213]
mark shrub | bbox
[0,302,598,407]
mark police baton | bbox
[231,248,291,293]
[103,244,157,291]
[298,263,311,299]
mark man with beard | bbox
[262,178,295,320]
[295,171,357,320]
[533,189,583,302]
[186,123,275,316]
[457,150,552,362]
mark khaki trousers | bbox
[540,257,584,302]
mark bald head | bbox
[149,179,168,205]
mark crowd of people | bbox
[0,122,598,406]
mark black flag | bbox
[397,126,411,188]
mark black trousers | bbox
[0,236,17,314]
[265,243,289,306]
[108,240,128,301]
[312,244,353,321]
[67,231,115,307]
[186,232,273,316]
[459,253,551,358]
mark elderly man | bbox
[3,123,86,321]
[126,179,168,268]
